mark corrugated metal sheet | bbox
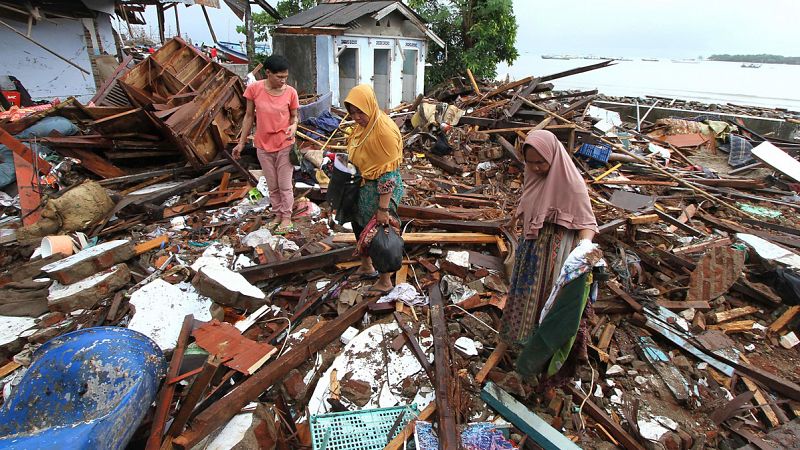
[279,3,343,26]
[279,1,395,28]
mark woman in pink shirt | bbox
[233,55,300,233]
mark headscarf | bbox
[517,130,598,238]
[344,84,403,180]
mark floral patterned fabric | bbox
[355,169,404,227]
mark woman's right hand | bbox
[232,142,245,159]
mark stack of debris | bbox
[1,56,800,450]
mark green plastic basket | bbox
[310,404,419,450]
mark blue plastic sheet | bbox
[0,117,79,189]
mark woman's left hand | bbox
[375,209,390,225]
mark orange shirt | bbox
[243,81,300,152]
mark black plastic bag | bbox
[326,163,361,225]
[773,268,800,306]
[369,225,404,273]
[431,131,452,156]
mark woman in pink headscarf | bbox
[500,130,599,388]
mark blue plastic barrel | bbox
[0,327,165,450]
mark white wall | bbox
[0,18,95,102]
[330,34,428,108]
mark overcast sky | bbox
[134,1,798,57]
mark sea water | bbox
[497,54,800,112]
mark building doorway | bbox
[401,49,418,103]
[338,47,358,105]
[373,48,391,109]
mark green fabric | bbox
[516,272,591,379]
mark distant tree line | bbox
[708,54,800,65]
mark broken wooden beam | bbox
[412,219,503,235]
[564,384,646,450]
[166,354,223,438]
[482,382,581,450]
[606,281,643,313]
[428,283,459,449]
[709,306,759,324]
[425,152,463,175]
[393,312,434,382]
[332,232,497,245]
[172,298,376,449]
[769,306,800,334]
[145,314,194,450]
[476,342,507,384]
[239,246,356,283]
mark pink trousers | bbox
[256,145,294,220]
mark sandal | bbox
[347,270,379,282]
[363,286,393,297]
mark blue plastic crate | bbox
[310,404,419,450]
[575,143,612,163]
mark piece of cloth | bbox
[538,239,602,323]
[517,272,592,379]
[244,81,300,152]
[516,130,598,239]
[356,170,404,228]
[500,223,579,346]
[728,134,755,167]
[256,145,294,220]
[343,84,403,181]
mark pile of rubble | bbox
[2,48,800,449]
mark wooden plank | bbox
[135,235,169,255]
[707,320,756,334]
[428,283,459,449]
[166,355,223,437]
[412,219,503,235]
[606,281,643,313]
[393,312,434,382]
[596,324,616,351]
[738,354,781,428]
[425,152,463,175]
[655,208,706,237]
[239,246,356,283]
[332,232,497,245]
[476,342,507,384]
[383,403,436,450]
[146,314,194,450]
[627,214,660,225]
[769,306,800,334]
[656,300,711,310]
[710,391,755,425]
[0,361,21,378]
[672,237,732,255]
[564,384,646,450]
[172,298,376,449]
[710,306,759,324]
[482,382,581,450]
[55,147,127,178]
[398,204,474,221]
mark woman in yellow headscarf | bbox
[343,84,404,294]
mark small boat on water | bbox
[216,41,271,64]
[741,63,762,68]
[671,58,701,64]
[541,54,573,60]
[641,58,659,62]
